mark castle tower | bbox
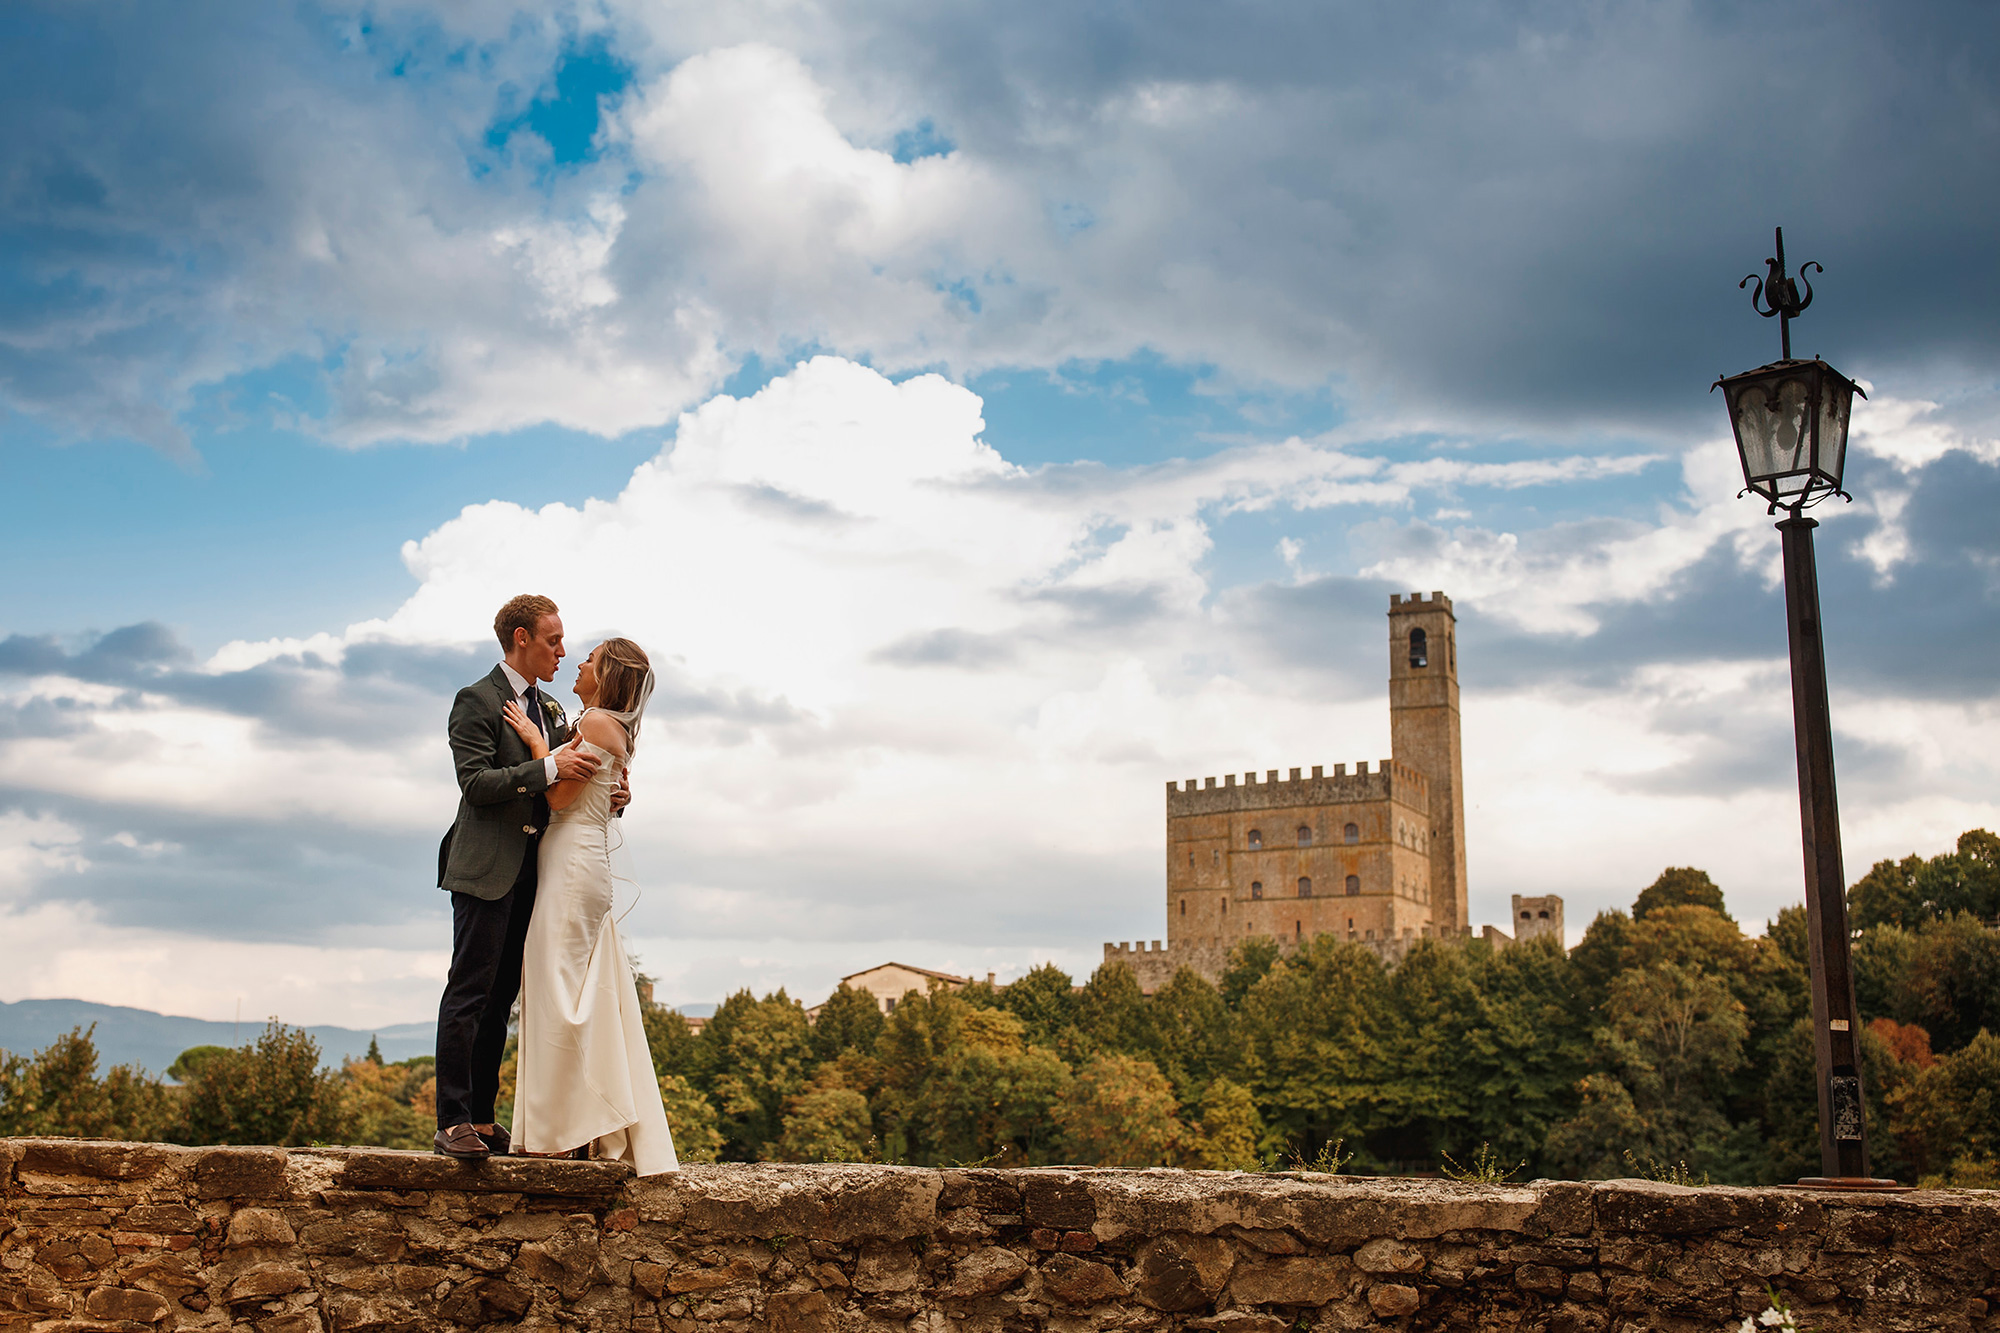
[1389,592,1468,933]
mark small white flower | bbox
[1736,1319,1757,1333]
[1758,1310,1787,1328]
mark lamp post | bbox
[1712,228,1895,1188]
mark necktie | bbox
[524,686,548,743]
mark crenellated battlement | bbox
[1388,589,1453,613]
[1166,760,1429,816]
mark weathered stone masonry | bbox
[2,1139,1996,1333]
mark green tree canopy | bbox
[698,988,815,1159]
[810,983,886,1062]
[0,1026,174,1141]
[1634,867,1731,922]
[1058,1053,1181,1167]
[177,1022,348,1147]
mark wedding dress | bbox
[512,723,678,1174]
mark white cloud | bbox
[7,357,1998,1021]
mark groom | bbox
[433,594,610,1159]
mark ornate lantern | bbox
[1714,357,1864,511]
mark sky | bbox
[3,0,1998,1032]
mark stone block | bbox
[1228,1254,1354,1307]
[1021,1173,1097,1231]
[942,1245,1028,1298]
[82,1287,172,1323]
[194,1147,289,1199]
[123,1204,199,1234]
[627,1164,940,1242]
[226,1207,298,1248]
[665,1259,756,1294]
[227,1262,310,1302]
[633,1261,671,1299]
[1041,1253,1130,1306]
[332,1147,631,1197]
[1190,1313,1293,1333]
[853,1241,921,1293]
[1131,1233,1234,1312]
[767,1289,835,1333]
[257,1313,325,1333]
[1352,1238,1423,1274]
[1530,1181,1595,1237]
[1367,1282,1420,1317]
[1516,1263,1566,1295]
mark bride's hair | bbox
[592,638,654,745]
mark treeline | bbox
[5,830,1997,1186]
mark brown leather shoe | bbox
[433,1124,491,1159]
[474,1124,511,1156]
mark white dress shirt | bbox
[499,661,561,787]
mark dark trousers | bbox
[434,842,538,1129]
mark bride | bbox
[500,637,678,1174]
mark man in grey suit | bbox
[432,594,608,1159]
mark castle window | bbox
[1522,910,1532,919]
[1409,627,1428,668]
[1295,921,1302,939]
[1345,874,1360,895]
[1344,822,1359,844]
[1188,852,1194,867]
[1251,881,1263,899]
[1538,910,1549,919]
[1181,899,1187,916]
[1248,828,1262,850]
[1296,825,1312,847]
[1298,877,1313,897]
[1212,849,1219,865]
[1222,899,1228,914]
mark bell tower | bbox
[1389,591,1467,933]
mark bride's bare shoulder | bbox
[578,709,629,757]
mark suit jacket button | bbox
[523,825,536,834]
[517,786,527,793]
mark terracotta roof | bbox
[838,961,971,986]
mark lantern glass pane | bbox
[1734,373,1815,486]
[1817,374,1853,490]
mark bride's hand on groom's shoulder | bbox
[501,699,552,759]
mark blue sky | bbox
[3,0,1998,1031]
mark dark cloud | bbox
[7,0,1995,447]
[871,627,1017,670]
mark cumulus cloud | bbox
[5,356,1998,1022]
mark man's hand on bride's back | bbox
[553,741,602,783]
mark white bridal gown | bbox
[513,727,678,1174]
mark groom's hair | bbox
[494,594,560,651]
[594,638,652,716]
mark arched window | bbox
[1344,822,1359,844]
[1397,819,1407,845]
[1521,910,1532,920]
[1537,910,1550,919]
[1296,825,1312,847]
[1251,881,1263,900]
[1181,899,1188,916]
[1295,921,1302,939]
[1212,849,1219,865]
[1188,852,1194,867]
[1298,877,1313,897]
[1345,874,1360,895]
[1247,828,1262,850]
[1221,899,1228,914]
[1409,627,1428,668]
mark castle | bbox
[1106,591,1562,992]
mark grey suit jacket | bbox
[438,665,572,900]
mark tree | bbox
[658,1073,724,1162]
[1451,937,1592,1173]
[1885,1028,2000,1186]
[1220,937,1282,1008]
[1000,963,1078,1048]
[1851,830,2000,930]
[698,989,815,1159]
[1184,1077,1264,1171]
[810,983,886,1062]
[1058,1053,1181,1167]
[1567,910,1634,1013]
[177,1022,349,1147]
[365,1035,383,1064]
[641,1000,702,1081]
[1066,963,1154,1063]
[1633,867,1732,923]
[340,1056,432,1151]
[0,1026,175,1141]
[1142,968,1234,1103]
[1235,936,1399,1160]
[773,1069,875,1162]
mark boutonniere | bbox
[541,696,568,731]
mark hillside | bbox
[0,998,435,1077]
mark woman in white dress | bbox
[500,637,678,1174]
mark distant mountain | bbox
[0,998,436,1078]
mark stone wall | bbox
[3,1139,1996,1333]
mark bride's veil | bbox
[594,663,655,754]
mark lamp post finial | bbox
[1741,225,1821,361]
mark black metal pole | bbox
[1777,513,1873,1183]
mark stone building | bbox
[1106,591,1549,993]
[808,963,992,1018]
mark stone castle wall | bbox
[4,1137,1994,1333]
